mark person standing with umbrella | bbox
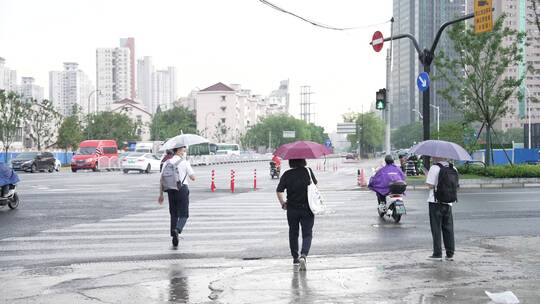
[409,140,470,261]
[275,141,330,270]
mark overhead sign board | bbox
[474,0,493,34]
[371,31,384,52]
[283,130,295,138]
[417,72,430,92]
[337,123,357,135]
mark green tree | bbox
[150,106,197,140]
[497,128,524,145]
[0,90,28,162]
[241,114,326,150]
[435,15,532,165]
[432,121,478,152]
[85,112,139,148]
[391,122,422,150]
[27,99,62,151]
[343,112,384,156]
[57,106,84,152]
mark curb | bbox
[407,182,540,190]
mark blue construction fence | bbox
[472,148,540,165]
[0,151,75,165]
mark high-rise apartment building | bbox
[119,37,136,99]
[390,0,467,128]
[18,77,44,102]
[153,67,177,112]
[96,47,131,111]
[0,57,18,92]
[137,56,154,113]
[137,56,178,114]
[49,62,94,116]
[492,0,540,130]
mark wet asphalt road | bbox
[1,158,540,269]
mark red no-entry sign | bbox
[372,31,384,52]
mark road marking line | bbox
[0,248,245,262]
[2,231,279,242]
[0,238,265,251]
[40,225,285,233]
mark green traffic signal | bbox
[375,88,386,110]
[376,100,385,110]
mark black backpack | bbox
[435,163,459,203]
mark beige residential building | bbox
[195,82,288,144]
[196,83,240,143]
[111,99,152,141]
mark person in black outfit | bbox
[276,159,317,270]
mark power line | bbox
[258,0,391,31]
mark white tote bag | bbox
[306,167,325,215]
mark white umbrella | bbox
[161,134,209,151]
[409,140,472,161]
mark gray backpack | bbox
[161,159,186,191]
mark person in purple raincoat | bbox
[0,162,20,197]
[368,155,406,204]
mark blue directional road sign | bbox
[324,139,332,148]
[417,72,430,92]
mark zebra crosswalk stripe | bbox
[0,190,355,266]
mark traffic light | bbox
[375,88,386,110]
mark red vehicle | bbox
[71,140,118,172]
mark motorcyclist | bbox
[271,154,282,175]
[368,155,406,205]
[0,162,19,198]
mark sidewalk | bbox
[2,236,539,304]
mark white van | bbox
[216,143,240,156]
[134,141,163,154]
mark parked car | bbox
[71,140,118,172]
[121,153,161,174]
[10,152,56,173]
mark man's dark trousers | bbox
[429,203,455,257]
[287,207,314,260]
[167,185,190,236]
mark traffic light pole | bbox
[377,12,475,168]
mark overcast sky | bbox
[0,0,393,132]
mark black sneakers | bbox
[428,255,443,261]
[172,230,179,247]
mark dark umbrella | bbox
[409,140,472,161]
[274,141,332,160]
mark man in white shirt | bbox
[158,146,195,247]
[425,157,456,261]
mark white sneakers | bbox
[298,255,307,271]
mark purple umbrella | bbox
[409,140,472,161]
[274,141,332,160]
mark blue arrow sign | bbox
[417,72,430,92]
[324,139,332,148]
